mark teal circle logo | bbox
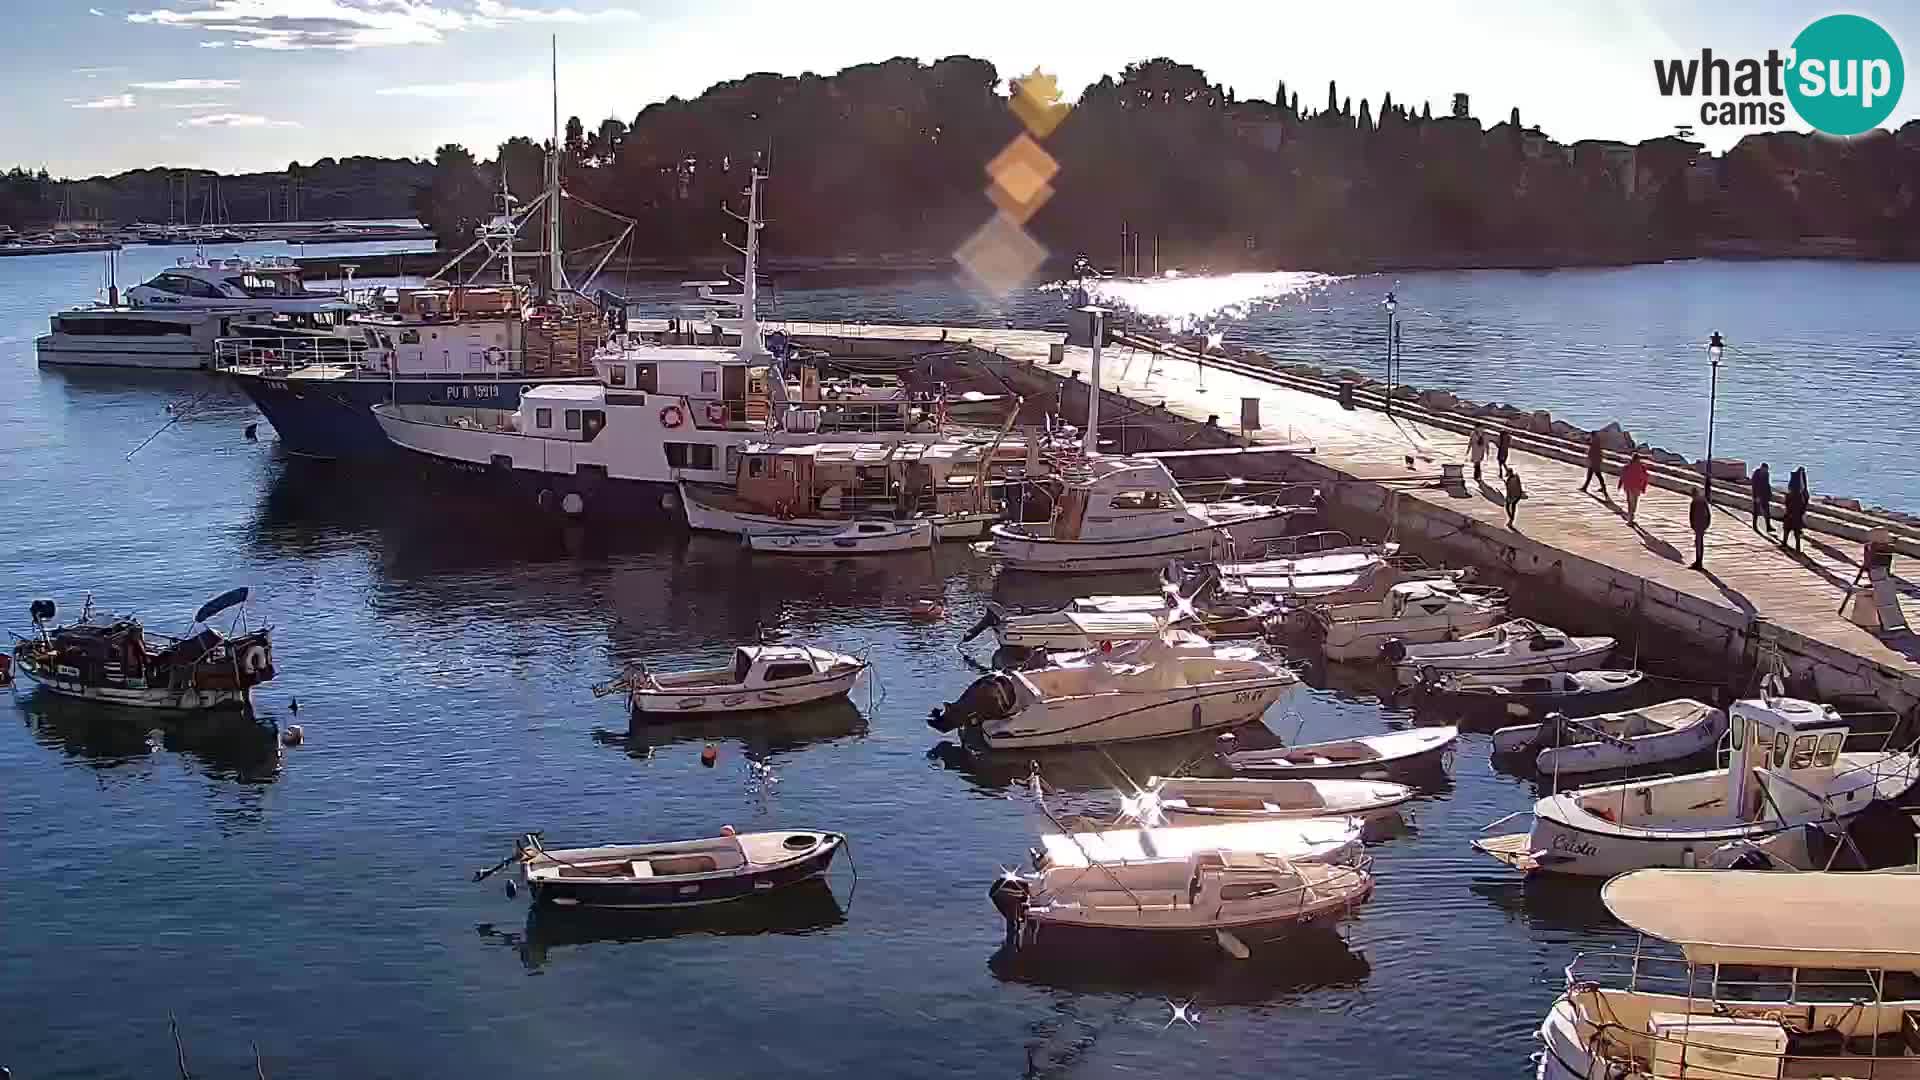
[1787,14,1904,136]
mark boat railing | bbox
[212,334,362,373]
[1566,948,1890,1004]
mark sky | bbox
[15,0,1920,177]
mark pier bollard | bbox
[1337,381,1356,410]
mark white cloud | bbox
[131,77,240,89]
[126,0,636,50]
[180,112,299,128]
[89,7,107,15]
[165,100,232,109]
[73,93,137,109]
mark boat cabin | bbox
[1047,457,1200,540]
[1725,697,1855,820]
[593,343,776,425]
[516,384,609,442]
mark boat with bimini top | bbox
[10,589,274,711]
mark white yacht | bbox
[1473,695,1918,876]
[1538,870,1920,1080]
[976,455,1315,573]
[37,306,279,369]
[1387,618,1615,685]
[126,255,354,321]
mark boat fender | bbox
[659,404,686,429]
[1378,638,1408,664]
[560,492,585,516]
[705,401,727,425]
[281,724,303,747]
[700,744,719,767]
[240,644,270,674]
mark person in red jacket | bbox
[1620,452,1651,525]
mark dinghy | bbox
[1310,579,1508,661]
[1033,817,1366,871]
[10,589,275,712]
[485,829,845,909]
[965,592,1273,652]
[990,839,1371,954]
[748,519,933,555]
[1223,726,1459,781]
[1473,696,1918,876]
[928,633,1296,751]
[1386,619,1614,686]
[1405,668,1647,722]
[616,645,866,716]
[1491,699,1727,776]
[1120,776,1414,826]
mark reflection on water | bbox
[990,927,1372,999]
[1048,271,1344,336]
[484,881,850,973]
[593,698,869,759]
[15,687,283,783]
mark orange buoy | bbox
[910,599,944,621]
[700,744,719,768]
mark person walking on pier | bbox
[1467,427,1488,481]
[1750,463,1774,534]
[1504,468,1526,530]
[1496,427,1512,478]
[1781,467,1809,554]
[1579,430,1609,496]
[1689,487,1711,570]
[1620,451,1651,525]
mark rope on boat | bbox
[127,388,220,461]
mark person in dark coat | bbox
[1750,462,1773,533]
[1505,468,1525,529]
[1689,487,1711,570]
[1496,428,1513,478]
[1579,430,1608,495]
[1781,467,1809,553]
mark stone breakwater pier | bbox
[775,320,1920,718]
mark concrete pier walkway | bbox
[775,320,1920,712]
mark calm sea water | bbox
[0,249,1903,1078]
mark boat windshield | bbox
[732,649,754,684]
[228,272,310,298]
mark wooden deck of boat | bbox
[773,321,1920,702]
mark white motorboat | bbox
[126,255,355,318]
[928,633,1296,750]
[967,594,1273,653]
[1223,726,1459,781]
[992,820,1372,955]
[1387,618,1615,686]
[617,644,866,716]
[747,519,933,555]
[1032,817,1367,871]
[1492,699,1728,776]
[1473,696,1918,876]
[1120,776,1414,826]
[1536,870,1920,1080]
[976,455,1315,573]
[1404,668,1649,721]
[486,829,845,910]
[1310,579,1508,661]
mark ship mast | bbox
[721,169,767,358]
[545,35,565,300]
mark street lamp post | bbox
[1704,330,1725,493]
[1383,291,1398,417]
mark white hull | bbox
[35,337,208,369]
[681,491,992,542]
[981,680,1290,750]
[1495,702,1728,775]
[15,664,250,710]
[1393,641,1614,685]
[1487,812,1835,879]
[1319,610,1506,662]
[632,668,861,715]
[749,523,932,555]
[1128,777,1414,826]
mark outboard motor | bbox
[988,876,1030,940]
[959,607,1000,645]
[1378,638,1408,664]
[928,673,1017,733]
[29,599,55,626]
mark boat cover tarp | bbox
[1040,818,1360,868]
[195,587,249,624]
[1603,869,1920,970]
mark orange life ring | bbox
[706,401,727,425]
[659,404,685,429]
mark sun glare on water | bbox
[1043,270,1345,335]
